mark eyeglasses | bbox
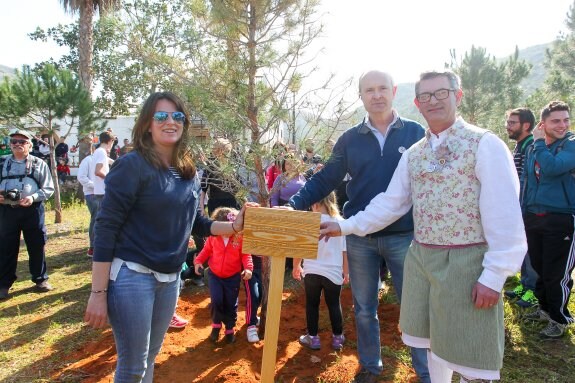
[10,139,29,145]
[153,111,186,124]
[416,88,456,103]
[506,120,520,127]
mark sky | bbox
[0,0,573,87]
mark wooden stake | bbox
[242,208,320,382]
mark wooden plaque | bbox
[242,207,320,259]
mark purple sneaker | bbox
[299,334,320,350]
[331,334,345,350]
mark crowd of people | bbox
[318,70,573,383]
[0,67,573,383]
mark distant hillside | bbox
[392,43,551,119]
[516,42,550,94]
[0,65,15,80]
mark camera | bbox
[1,189,22,203]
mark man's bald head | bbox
[358,71,394,93]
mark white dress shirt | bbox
[339,121,527,291]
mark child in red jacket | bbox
[194,207,253,343]
[56,158,70,185]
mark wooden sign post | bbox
[242,207,321,383]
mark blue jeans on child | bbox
[107,264,179,383]
[208,269,241,329]
[346,233,430,382]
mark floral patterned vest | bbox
[407,119,489,245]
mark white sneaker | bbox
[247,325,259,343]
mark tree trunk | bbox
[48,134,62,223]
[78,3,95,152]
[78,4,94,93]
[245,0,272,338]
[259,255,270,338]
[78,136,92,163]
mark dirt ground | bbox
[53,280,418,383]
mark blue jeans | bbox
[85,194,99,248]
[346,233,429,382]
[520,252,538,291]
[107,265,180,383]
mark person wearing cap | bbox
[0,129,55,300]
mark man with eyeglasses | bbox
[0,130,55,300]
[502,108,539,309]
[521,101,575,339]
[289,70,428,383]
[320,70,526,382]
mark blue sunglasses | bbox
[153,111,186,124]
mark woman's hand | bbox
[233,202,260,231]
[84,293,109,329]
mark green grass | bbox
[0,204,574,382]
[0,203,100,383]
[499,275,575,383]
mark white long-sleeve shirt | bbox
[77,154,95,195]
[339,126,527,292]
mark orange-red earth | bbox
[54,282,418,382]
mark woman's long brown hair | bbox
[131,92,196,179]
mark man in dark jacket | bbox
[0,130,55,299]
[503,107,539,308]
[522,101,575,338]
[289,70,428,383]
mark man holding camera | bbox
[0,130,54,300]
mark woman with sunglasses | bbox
[84,92,250,383]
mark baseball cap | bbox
[9,129,34,141]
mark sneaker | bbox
[169,313,188,329]
[504,284,525,299]
[35,281,53,292]
[298,334,320,350]
[225,331,236,344]
[523,307,550,322]
[516,289,538,308]
[352,369,380,383]
[0,287,9,300]
[247,325,260,343]
[87,247,94,257]
[209,327,220,343]
[540,319,567,339]
[331,334,345,350]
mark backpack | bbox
[0,155,43,189]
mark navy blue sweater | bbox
[290,117,425,235]
[93,151,212,273]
